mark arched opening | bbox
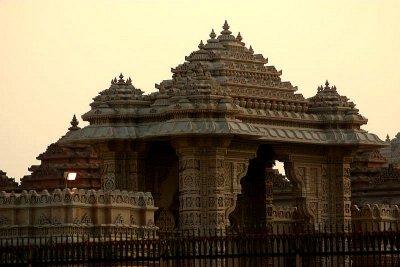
[144,141,179,230]
[229,144,275,228]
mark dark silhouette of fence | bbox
[1,226,399,266]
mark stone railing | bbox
[351,204,400,232]
[0,189,157,237]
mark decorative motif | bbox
[37,214,51,225]
[156,209,175,231]
[114,214,125,225]
[103,173,116,191]
[81,213,92,225]
[0,216,10,226]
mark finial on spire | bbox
[113,77,117,83]
[386,134,390,142]
[236,32,242,42]
[325,80,330,88]
[249,45,254,54]
[198,40,205,49]
[71,115,78,127]
[210,29,216,39]
[221,20,232,35]
[223,20,230,30]
[118,73,125,82]
[68,114,80,131]
[126,77,132,85]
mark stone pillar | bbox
[327,154,352,230]
[100,151,117,192]
[280,146,353,231]
[177,146,202,229]
[94,142,146,192]
[173,138,256,230]
[265,161,275,224]
[206,146,230,229]
[282,152,328,228]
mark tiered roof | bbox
[20,116,100,191]
[0,170,18,192]
[63,21,384,147]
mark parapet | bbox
[351,204,400,231]
[0,189,157,237]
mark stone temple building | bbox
[0,21,394,236]
[20,115,101,192]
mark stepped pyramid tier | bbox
[351,149,387,189]
[308,81,367,127]
[62,21,383,146]
[20,116,100,191]
[352,164,400,205]
[0,170,19,192]
[82,73,150,125]
[380,133,400,166]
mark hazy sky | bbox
[1,0,399,181]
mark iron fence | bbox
[1,227,400,266]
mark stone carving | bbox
[103,173,116,191]
[51,21,384,234]
[114,214,125,225]
[156,209,176,231]
[0,216,10,226]
[37,214,52,225]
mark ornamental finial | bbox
[386,134,390,142]
[198,40,204,49]
[223,20,230,30]
[325,80,330,89]
[68,114,80,131]
[71,115,78,127]
[221,20,232,35]
[249,45,254,53]
[236,32,242,42]
[210,29,216,39]
[126,77,132,85]
[118,73,125,83]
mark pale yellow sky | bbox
[0,0,399,181]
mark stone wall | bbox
[351,204,400,232]
[0,189,157,237]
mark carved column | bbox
[282,152,328,228]
[101,151,117,192]
[177,146,202,229]
[327,154,352,230]
[173,138,256,230]
[94,142,146,192]
[281,145,353,230]
[265,161,275,223]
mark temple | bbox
[20,115,101,191]
[1,21,398,236]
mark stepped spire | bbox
[221,20,232,35]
